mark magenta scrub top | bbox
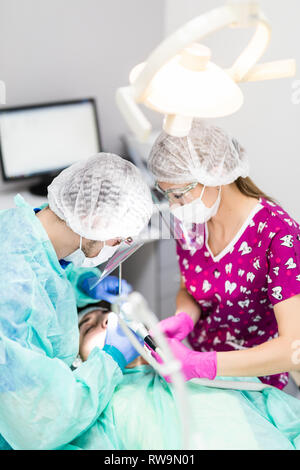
[176,198,300,389]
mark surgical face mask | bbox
[64,238,118,268]
[82,242,119,268]
[63,237,86,267]
[171,186,221,224]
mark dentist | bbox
[0,153,153,449]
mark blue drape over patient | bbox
[0,196,122,450]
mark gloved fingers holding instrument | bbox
[151,312,194,342]
[79,274,133,303]
[150,337,217,383]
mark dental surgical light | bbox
[116,1,296,139]
[129,44,244,136]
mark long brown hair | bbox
[235,176,276,204]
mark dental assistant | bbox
[0,153,153,450]
[148,120,300,389]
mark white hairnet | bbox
[148,120,249,187]
[48,153,153,240]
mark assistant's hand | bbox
[79,275,132,303]
[151,337,217,382]
[103,313,144,370]
[152,312,194,341]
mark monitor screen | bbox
[0,99,101,180]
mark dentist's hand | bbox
[152,312,194,341]
[103,313,144,370]
[79,275,132,303]
[151,337,217,382]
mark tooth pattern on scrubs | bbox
[176,198,300,389]
[0,195,122,449]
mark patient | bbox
[77,302,147,369]
[67,304,300,450]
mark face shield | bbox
[86,238,144,290]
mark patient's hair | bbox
[77,300,111,317]
[235,176,276,204]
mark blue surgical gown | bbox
[0,195,122,450]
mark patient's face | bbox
[78,310,149,367]
[79,309,109,361]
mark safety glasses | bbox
[155,181,198,204]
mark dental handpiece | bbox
[127,320,167,362]
[116,270,164,358]
[118,313,163,355]
[143,334,157,352]
[129,320,158,351]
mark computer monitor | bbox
[0,98,101,195]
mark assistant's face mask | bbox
[64,238,119,268]
[171,186,221,224]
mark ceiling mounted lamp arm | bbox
[116,86,153,142]
[223,4,296,83]
[226,12,272,82]
[240,59,297,82]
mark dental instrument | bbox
[116,291,162,357]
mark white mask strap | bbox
[199,185,206,200]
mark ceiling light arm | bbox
[227,10,271,81]
[239,59,296,82]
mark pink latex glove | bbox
[152,338,217,383]
[152,312,194,341]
